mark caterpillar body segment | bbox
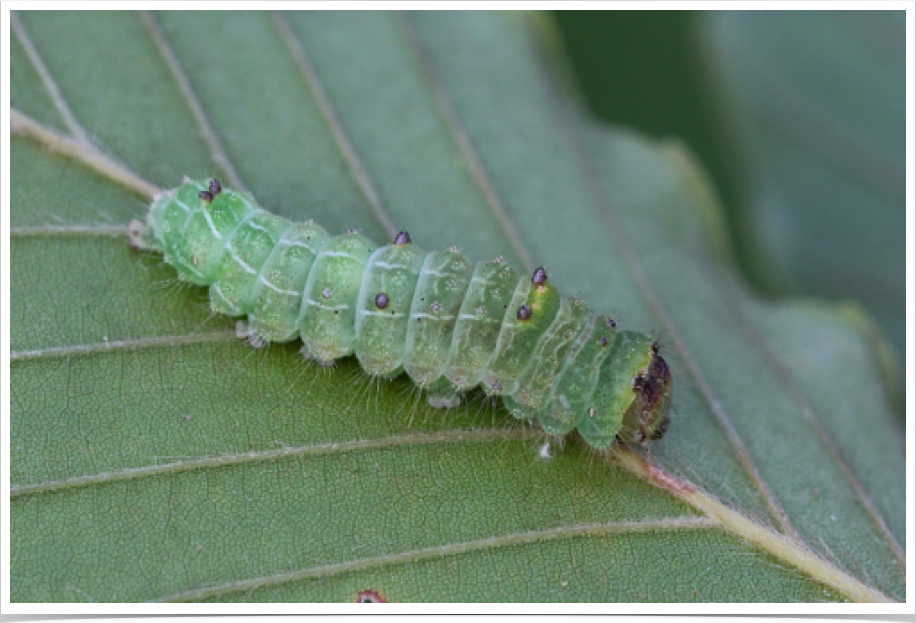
[131,179,672,448]
[446,258,520,390]
[403,249,475,387]
[354,238,427,376]
[209,210,291,317]
[300,231,376,362]
[483,273,562,397]
[512,296,589,409]
[538,313,617,436]
[249,220,329,343]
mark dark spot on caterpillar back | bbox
[394,230,411,246]
[375,292,390,310]
[209,178,222,196]
[517,305,532,321]
[532,266,548,286]
[198,190,213,203]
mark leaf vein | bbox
[140,11,247,192]
[154,516,717,602]
[10,428,541,498]
[615,448,893,603]
[710,277,906,569]
[397,12,535,273]
[10,330,238,363]
[10,225,127,238]
[11,109,161,201]
[11,12,91,143]
[271,11,397,239]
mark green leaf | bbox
[698,11,906,394]
[9,11,904,603]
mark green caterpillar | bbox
[130,178,672,448]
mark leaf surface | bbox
[699,11,906,381]
[9,10,905,603]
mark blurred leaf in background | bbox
[554,10,906,409]
[553,11,737,251]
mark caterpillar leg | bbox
[128,219,160,252]
[537,406,580,438]
[425,376,462,409]
[130,190,175,252]
[502,395,538,421]
[235,321,268,349]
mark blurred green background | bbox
[553,10,906,407]
[554,12,735,213]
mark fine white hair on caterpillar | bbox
[130,178,672,449]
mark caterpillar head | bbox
[578,331,673,449]
[621,342,672,444]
